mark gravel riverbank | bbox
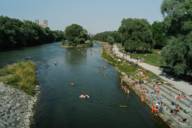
[0,82,39,128]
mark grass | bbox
[102,46,160,81]
[130,50,162,67]
[102,49,137,76]
[0,61,37,96]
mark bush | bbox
[0,61,37,95]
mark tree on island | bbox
[64,24,91,46]
[118,18,153,53]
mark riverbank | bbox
[102,42,192,128]
[0,61,39,128]
[113,44,192,96]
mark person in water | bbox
[79,91,90,99]
[79,94,90,99]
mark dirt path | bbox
[113,44,192,96]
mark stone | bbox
[0,83,38,128]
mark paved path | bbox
[112,44,192,96]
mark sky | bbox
[0,0,163,34]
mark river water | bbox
[0,42,168,128]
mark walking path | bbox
[112,44,192,96]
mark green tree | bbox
[64,24,89,45]
[161,37,192,76]
[161,0,192,77]
[0,16,63,50]
[93,31,121,44]
[161,0,192,36]
[118,18,153,53]
[152,21,167,49]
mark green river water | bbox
[0,42,169,128]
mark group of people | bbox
[121,84,130,95]
[175,93,186,101]
[170,103,180,115]
[143,83,162,114]
[151,82,189,124]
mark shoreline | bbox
[0,61,40,128]
[101,42,192,128]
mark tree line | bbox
[0,16,64,51]
[94,19,165,51]
[94,0,192,78]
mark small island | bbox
[62,24,93,48]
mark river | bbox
[0,42,169,128]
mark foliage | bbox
[64,24,90,45]
[52,30,65,41]
[130,50,162,67]
[102,49,137,75]
[0,61,37,95]
[0,16,64,51]
[161,36,192,77]
[93,31,121,44]
[152,21,167,49]
[161,0,192,77]
[161,0,192,36]
[102,45,159,80]
[118,18,153,53]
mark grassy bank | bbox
[102,49,137,76]
[130,50,162,67]
[0,61,37,96]
[102,44,160,81]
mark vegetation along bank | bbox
[94,0,192,81]
[102,43,192,128]
[0,61,39,128]
[0,16,64,51]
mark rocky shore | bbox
[0,82,39,128]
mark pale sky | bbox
[0,0,163,34]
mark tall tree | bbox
[118,18,153,53]
[152,21,167,49]
[161,0,192,77]
[161,0,192,36]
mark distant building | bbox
[35,19,48,28]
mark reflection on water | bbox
[64,48,87,65]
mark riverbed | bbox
[0,42,169,128]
